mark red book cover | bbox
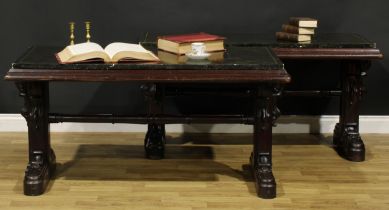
[158,32,225,43]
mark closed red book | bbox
[158,32,225,43]
[158,32,225,55]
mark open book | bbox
[56,42,160,63]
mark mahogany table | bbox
[237,33,384,162]
[143,33,383,162]
[4,45,289,199]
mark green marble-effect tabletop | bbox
[11,45,284,71]
[142,33,376,48]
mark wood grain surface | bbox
[0,132,388,210]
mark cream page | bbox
[104,42,152,59]
[68,42,105,55]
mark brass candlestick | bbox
[69,22,75,45]
[85,21,91,42]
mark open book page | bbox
[104,42,159,62]
[56,42,110,63]
[56,42,160,63]
[68,42,105,55]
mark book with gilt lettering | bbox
[282,24,315,35]
[289,17,318,28]
[276,32,311,42]
[56,42,159,64]
[157,32,225,55]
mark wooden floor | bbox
[0,132,388,210]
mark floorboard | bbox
[0,132,388,210]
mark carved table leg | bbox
[141,83,166,159]
[144,124,166,159]
[334,61,370,162]
[251,86,280,199]
[16,82,56,196]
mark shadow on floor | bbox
[168,133,333,146]
[55,144,251,180]
[53,133,334,197]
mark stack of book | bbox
[157,32,225,55]
[276,17,318,42]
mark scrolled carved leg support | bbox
[251,86,279,199]
[334,61,370,162]
[17,82,56,195]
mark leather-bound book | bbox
[289,17,318,28]
[157,32,225,55]
[276,32,311,42]
[282,24,315,35]
[158,50,224,64]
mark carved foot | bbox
[334,124,365,162]
[144,125,166,160]
[250,153,276,199]
[24,149,56,196]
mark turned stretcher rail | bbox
[49,114,255,124]
[284,90,342,97]
[164,89,342,97]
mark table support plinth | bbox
[333,61,370,162]
[17,82,56,195]
[334,123,365,161]
[251,87,280,198]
